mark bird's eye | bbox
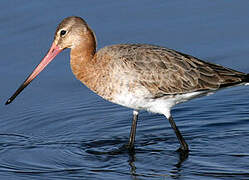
[60,30,67,37]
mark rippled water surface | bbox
[1,1,249,179]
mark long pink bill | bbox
[5,43,63,105]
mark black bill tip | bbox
[5,83,29,105]
[5,99,12,105]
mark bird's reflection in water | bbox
[128,149,189,179]
[128,151,137,179]
[85,141,189,179]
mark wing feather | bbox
[103,44,247,96]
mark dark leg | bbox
[168,116,189,152]
[127,110,139,151]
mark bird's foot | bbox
[176,146,189,154]
[176,146,189,161]
[120,143,135,154]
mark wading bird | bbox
[6,16,249,152]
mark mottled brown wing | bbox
[111,44,248,96]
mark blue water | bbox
[1,1,249,179]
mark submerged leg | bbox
[167,115,189,152]
[127,110,139,151]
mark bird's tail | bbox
[244,73,249,85]
[218,71,249,88]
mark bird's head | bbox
[5,16,96,105]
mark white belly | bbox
[112,88,205,118]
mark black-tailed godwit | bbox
[6,16,249,152]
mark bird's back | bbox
[96,44,248,98]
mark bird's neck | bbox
[70,31,97,81]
